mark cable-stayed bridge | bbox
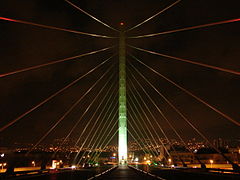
[0,0,240,179]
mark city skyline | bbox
[0,0,240,152]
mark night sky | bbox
[0,0,240,148]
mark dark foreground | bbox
[0,166,113,180]
[1,165,240,180]
[135,165,240,180]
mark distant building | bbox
[213,138,227,148]
[196,153,239,164]
[171,151,194,164]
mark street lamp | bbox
[32,161,35,167]
[209,159,213,168]
[168,158,172,164]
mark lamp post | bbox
[32,161,35,167]
[210,159,213,168]
[168,158,172,165]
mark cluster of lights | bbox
[168,158,175,168]
[0,154,6,171]
[82,155,91,159]
[146,160,151,165]
[143,156,154,165]
[81,163,98,168]
[0,163,7,170]
[51,160,63,169]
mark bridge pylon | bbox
[118,24,128,165]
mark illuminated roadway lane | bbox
[95,165,158,179]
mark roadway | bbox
[94,165,159,179]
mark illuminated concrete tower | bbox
[118,26,127,164]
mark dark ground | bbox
[1,165,240,180]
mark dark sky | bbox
[0,0,240,148]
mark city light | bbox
[0,163,7,170]
[51,160,62,169]
[32,161,35,167]
[0,153,4,158]
[168,158,172,163]
[146,160,151,165]
[210,159,214,168]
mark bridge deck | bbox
[95,165,157,179]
